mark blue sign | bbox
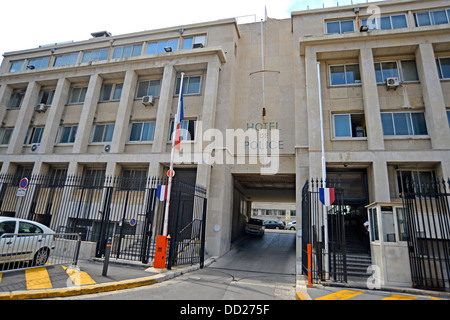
[129,218,137,227]
[19,178,28,189]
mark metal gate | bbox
[302,179,346,283]
[401,178,450,291]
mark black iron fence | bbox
[401,178,450,291]
[0,173,207,269]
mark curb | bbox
[0,256,218,300]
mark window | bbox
[182,35,206,49]
[374,61,399,83]
[7,89,25,109]
[381,112,428,136]
[361,14,408,30]
[92,124,115,143]
[27,57,50,70]
[24,127,45,144]
[0,221,16,236]
[175,76,201,95]
[120,169,147,190]
[9,60,24,73]
[100,83,123,101]
[415,9,450,26]
[129,122,156,142]
[68,86,88,104]
[330,64,361,86]
[326,20,354,34]
[146,39,179,55]
[36,89,55,106]
[447,110,450,127]
[436,57,450,79]
[81,49,109,63]
[333,114,366,138]
[47,168,68,187]
[397,170,436,196]
[54,53,79,67]
[400,60,419,82]
[83,169,105,187]
[19,221,43,234]
[395,208,408,242]
[57,125,78,143]
[0,128,13,145]
[169,119,196,141]
[368,207,379,241]
[112,44,142,59]
[136,80,161,98]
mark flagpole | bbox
[162,72,184,237]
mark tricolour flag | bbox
[319,188,335,206]
[174,88,184,151]
[157,185,168,201]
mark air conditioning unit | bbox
[34,103,47,113]
[103,144,111,153]
[142,95,154,106]
[30,143,40,153]
[386,77,400,89]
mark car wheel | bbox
[33,248,49,266]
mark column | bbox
[372,158,390,202]
[39,78,70,154]
[111,69,138,153]
[0,84,13,126]
[72,74,103,154]
[152,64,176,153]
[415,43,450,150]
[359,48,385,151]
[304,48,321,152]
[7,81,40,154]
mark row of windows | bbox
[5,75,201,109]
[8,35,207,73]
[329,58,450,86]
[326,8,450,34]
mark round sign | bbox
[167,169,175,178]
[19,178,29,189]
[129,218,137,227]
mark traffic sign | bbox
[129,218,137,227]
[16,188,27,197]
[19,178,28,189]
[167,169,175,178]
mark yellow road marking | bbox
[382,294,417,300]
[25,268,52,290]
[0,273,2,285]
[63,266,96,286]
[316,289,364,300]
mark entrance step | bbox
[346,253,372,277]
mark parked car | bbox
[287,221,297,230]
[264,220,285,230]
[245,218,265,236]
[0,217,56,267]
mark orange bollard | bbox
[307,244,312,286]
[154,235,169,269]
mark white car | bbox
[245,218,265,236]
[0,217,56,267]
[287,221,297,230]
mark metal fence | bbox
[0,233,80,272]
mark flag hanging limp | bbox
[174,90,184,151]
[319,188,335,206]
[157,185,168,201]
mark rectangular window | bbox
[369,207,379,241]
[182,35,206,49]
[146,39,179,55]
[175,76,201,95]
[381,206,396,242]
[9,60,24,73]
[83,169,106,187]
[112,44,142,59]
[120,169,147,190]
[374,61,399,83]
[129,122,156,142]
[68,87,88,104]
[0,128,13,145]
[24,127,44,144]
[397,170,436,196]
[27,57,50,70]
[54,53,79,67]
[36,89,56,106]
[169,119,196,141]
[401,60,419,82]
[92,124,115,143]
[381,112,428,136]
[447,110,450,127]
[57,125,78,143]
[436,57,450,79]
[326,20,354,34]
[136,80,161,98]
[81,49,109,63]
[7,89,25,109]
[100,83,123,101]
[330,64,361,86]
[333,113,366,138]
[361,14,408,30]
[415,10,450,26]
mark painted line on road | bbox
[62,266,96,286]
[25,267,52,290]
[315,289,364,300]
[382,294,417,300]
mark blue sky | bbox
[0,0,387,61]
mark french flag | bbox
[174,90,184,151]
[319,188,335,206]
[157,185,168,201]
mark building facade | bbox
[0,0,449,288]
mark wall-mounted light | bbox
[27,65,35,70]
[164,47,172,52]
[360,25,369,32]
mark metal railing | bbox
[0,233,80,272]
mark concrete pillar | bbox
[39,78,71,154]
[152,64,176,153]
[111,69,138,153]
[359,48,385,151]
[7,81,40,154]
[304,48,321,152]
[0,84,13,125]
[201,57,221,133]
[72,74,103,154]
[372,158,390,202]
[415,43,450,150]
